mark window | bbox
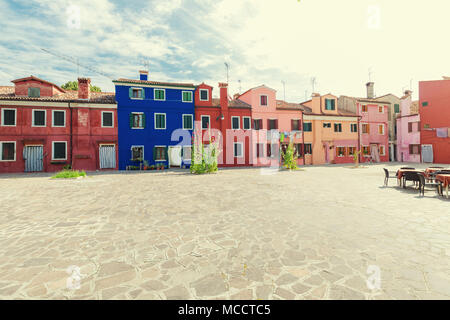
[294,143,303,157]
[199,89,209,101]
[334,123,342,132]
[394,104,400,113]
[154,146,167,161]
[231,116,240,130]
[409,144,420,155]
[268,119,277,130]
[348,146,356,156]
[378,106,384,113]
[130,113,145,129]
[362,146,371,156]
[325,99,335,110]
[32,110,46,127]
[182,114,193,130]
[243,117,251,130]
[201,115,210,129]
[422,101,428,107]
[256,143,265,157]
[336,147,346,157]
[28,87,40,98]
[351,123,358,132]
[154,89,165,101]
[182,91,192,102]
[379,145,385,156]
[362,105,368,113]
[182,146,192,160]
[304,143,312,155]
[130,88,144,99]
[260,95,268,106]
[52,110,66,127]
[131,146,144,161]
[267,143,278,158]
[362,124,370,134]
[234,143,243,158]
[1,109,16,126]
[323,123,331,128]
[253,119,262,130]
[378,124,385,135]
[303,122,312,132]
[154,113,166,129]
[291,119,300,131]
[52,142,67,160]
[102,111,114,128]
[0,142,15,161]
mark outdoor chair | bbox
[400,167,416,170]
[402,171,421,189]
[428,166,444,169]
[418,173,442,196]
[383,168,397,186]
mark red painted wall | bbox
[419,79,450,163]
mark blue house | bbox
[113,71,196,170]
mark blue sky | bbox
[0,0,449,101]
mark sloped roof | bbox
[211,97,251,109]
[0,87,115,103]
[276,100,305,111]
[113,78,195,88]
[11,75,65,92]
[340,95,391,104]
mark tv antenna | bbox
[368,67,373,82]
[311,77,316,93]
[281,80,286,102]
[224,62,229,84]
[41,48,113,80]
[141,59,150,72]
[238,79,241,93]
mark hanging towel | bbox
[436,127,448,138]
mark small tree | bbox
[190,129,219,174]
[61,81,102,92]
[282,141,298,170]
[353,150,361,167]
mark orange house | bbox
[301,93,359,165]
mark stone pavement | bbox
[0,163,449,300]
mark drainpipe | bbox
[69,102,73,168]
[301,110,305,166]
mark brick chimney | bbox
[404,90,412,96]
[218,82,228,112]
[311,93,321,114]
[139,70,148,81]
[78,78,91,100]
[366,82,375,99]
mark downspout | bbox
[69,102,73,168]
[301,110,305,166]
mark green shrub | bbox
[282,141,298,170]
[51,169,87,179]
[190,131,219,174]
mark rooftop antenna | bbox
[238,79,241,93]
[281,80,286,101]
[368,67,373,82]
[141,59,150,72]
[224,62,229,84]
[311,77,316,93]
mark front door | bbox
[169,146,182,167]
[99,145,116,169]
[422,144,433,163]
[370,144,380,162]
[24,145,43,172]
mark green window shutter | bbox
[142,114,146,128]
[129,87,133,98]
[153,147,157,160]
[129,113,133,128]
[165,147,168,161]
[141,89,145,99]
[331,99,335,109]
[394,104,400,113]
[422,101,428,107]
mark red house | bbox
[419,78,450,163]
[194,82,253,166]
[0,76,118,173]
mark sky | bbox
[0,0,449,102]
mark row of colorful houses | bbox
[1,72,448,173]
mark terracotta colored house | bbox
[237,85,304,167]
[419,78,450,163]
[396,91,421,162]
[339,83,390,163]
[194,82,253,166]
[0,76,117,173]
[300,93,359,165]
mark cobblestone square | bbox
[0,163,449,300]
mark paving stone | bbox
[329,285,366,300]
[190,274,228,297]
[274,287,295,300]
[98,262,134,277]
[164,285,191,300]
[276,273,299,286]
[255,285,273,300]
[291,283,311,295]
[230,289,253,300]
[141,279,167,291]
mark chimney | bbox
[233,93,240,100]
[404,90,412,96]
[139,70,148,81]
[366,82,374,99]
[78,78,91,100]
[218,82,228,112]
[311,93,321,114]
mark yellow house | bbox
[301,93,359,165]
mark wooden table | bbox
[435,174,450,198]
[396,169,424,188]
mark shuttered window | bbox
[0,142,15,161]
[102,112,113,127]
[131,146,144,161]
[243,117,251,130]
[2,109,16,126]
[304,144,312,155]
[155,113,166,129]
[130,113,145,128]
[52,142,67,160]
[232,117,240,129]
[336,147,346,157]
[33,110,46,126]
[351,123,358,132]
[154,89,165,101]
[28,87,40,98]
[291,119,300,131]
[201,115,210,129]
[268,119,277,130]
[182,114,193,130]
[253,119,262,130]
[260,95,268,106]
[303,122,312,132]
[334,123,342,132]
[154,146,167,161]
[182,91,192,102]
[200,89,209,101]
[394,104,400,113]
[325,99,335,110]
[129,88,144,99]
[53,110,65,127]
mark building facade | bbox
[374,93,401,161]
[396,91,420,162]
[113,71,196,170]
[0,76,117,173]
[419,78,450,164]
[301,93,359,165]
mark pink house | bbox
[237,85,304,166]
[396,91,420,162]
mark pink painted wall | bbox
[358,102,389,162]
[396,95,420,162]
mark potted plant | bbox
[161,163,165,171]
[143,160,149,170]
[150,165,155,170]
